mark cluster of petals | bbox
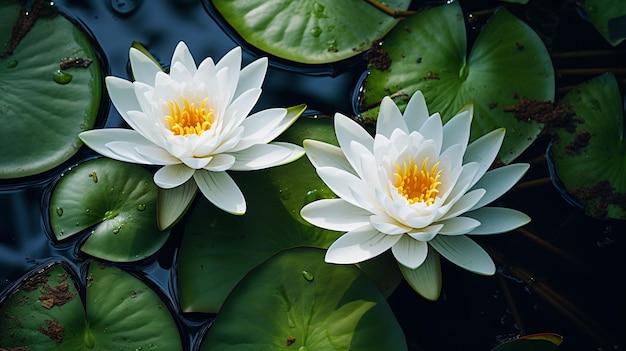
[80,42,303,215]
[300,92,530,299]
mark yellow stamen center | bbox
[393,157,442,206]
[165,97,214,136]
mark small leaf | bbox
[549,73,626,220]
[49,158,168,262]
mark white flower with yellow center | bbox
[300,92,530,300]
[80,42,304,224]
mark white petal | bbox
[316,166,371,210]
[80,129,152,164]
[181,157,213,169]
[407,224,443,241]
[204,153,236,171]
[403,91,430,132]
[464,128,505,188]
[417,113,443,156]
[234,57,268,99]
[215,47,242,104]
[438,216,481,235]
[334,113,374,169]
[270,142,305,166]
[429,235,495,275]
[377,96,408,137]
[469,163,530,210]
[136,145,181,165]
[153,164,195,189]
[231,108,285,151]
[438,188,486,221]
[193,170,246,214]
[106,141,155,164]
[171,41,197,76]
[303,140,355,175]
[129,47,161,86]
[157,180,198,230]
[465,207,530,235]
[124,110,161,145]
[399,248,442,301]
[391,235,428,269]
[229,143,301,171]
[105,76,141,120]
[370,214,410,234]
[300,199,372,231]
[325,225,401,264]
[441,110,471,153]
[169,62,194,87]
[222,88,262,135]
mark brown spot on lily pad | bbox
[365,40,392,71]
[38,282,76,308]
[571,180,626,219]
[565,129,591,154]
[39,319,64,344]
[504,98,577,130]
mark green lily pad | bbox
[580,0,626,46]
[0,0,102,179]
[211,0,410,64]
[361,2,554,164]
[178,116,402,313]
[550,73,626,220]
[177,171,342,313]
[49,158,168,262]
[200,247,407,351]
[0,261,182,350]
[492,333,563,351]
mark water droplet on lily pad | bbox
[311,26,322,37]
[298,346,308,351]
[137,203,146,211]
[301,270,314,282]
[52,70,72,84]
[56,207,63,216]
[7,59,18,68]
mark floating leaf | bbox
[84,261,182,350]
[579,0,626,46]
[49,158,168,262]
[0,0,102,179]
[177,171,342,313]
[361,2,554,163]
[0,261,182,350]
[549,73,626,220]
[210,0,410,64]
[200,247,407,351]
[492,333,563,351]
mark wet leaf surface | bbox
[210,0,410,64]
[200,247,407,351]
[0,0,102,179]
[49,158,168,262]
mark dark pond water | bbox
[1,0,625,350]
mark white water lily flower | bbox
[80,42,304,220]
[300,92,530,300]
